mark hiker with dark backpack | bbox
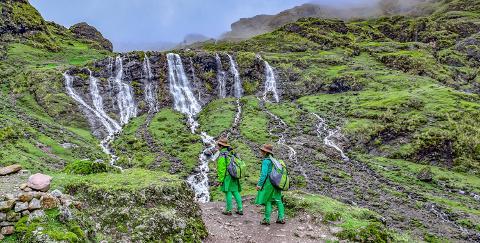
[255,144,289,225]
[216,137,243,216]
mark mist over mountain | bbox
[222,0,440,40]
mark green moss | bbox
[53,168,182,191]
[198,98,236,136]
[64,160,109,175]
[284,191,405,241]
[239,96,272,144]
[148,109,202,176]
[14,209,87,242]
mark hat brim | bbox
[218,141,230,147]
[260,147,273,154]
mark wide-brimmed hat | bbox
[260,144,274,154]
[217,137,230,147]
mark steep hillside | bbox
[1,0,480,242]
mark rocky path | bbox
[201,197,337,243]
[0,172,26,197]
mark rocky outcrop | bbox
[0,0,47,37]
[62,169,207,242]
[69,22,113,51]
[66,51,269,138]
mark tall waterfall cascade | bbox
[142,54,159,113]
[312,113,349,161]
[166,53,201,132]
[263,60,280,103]
[167,53,214,203]
[114,56,137,125]
[215,54,227,98]
[227,54,243,98]
[64,72,122,170]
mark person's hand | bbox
[256,186,261,191]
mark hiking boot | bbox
[222,211,232,216]
[276,219,286,224]
[260,219,270,225]
[235,210,244,215]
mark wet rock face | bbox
[69,22,113,51]
[67,51,280,137]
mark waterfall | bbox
[88,70,121,133]
[312,113,349,161]
[64,72,122,170]
[216,54,227,98]
[166,53,201,133]
[167,53,218,203]
[263,60,280,103]
[190,58,202,103]
[227,54,243,98]
[264,109,309,183]
[142,54,158,113]
[187,132,217,203]
[113,56,137,125]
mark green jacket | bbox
[255,156,282,205]
[217,148,241,192]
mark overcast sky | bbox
[30,0,373,51]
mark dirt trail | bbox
[201,197,337,243]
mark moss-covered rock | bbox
[54,169,208,242]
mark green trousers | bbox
[264,199,285,222]
[225,191,243,212]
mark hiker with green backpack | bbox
[216,137,244,216]
[255,144,290,225]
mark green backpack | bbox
[269,156,290,191]
[226,152,247,179]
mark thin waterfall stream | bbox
[312,113,349,161]
[142,54,158,113]
[227,54,243,98]
[216,54,227,98]
[64,71,123,170]
[263,108,310,185]
[167,53,215,203]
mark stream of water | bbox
[227,54,243,98]
[215,54,227,99]
[167,53,215,202]
[64,72,123,170]
[312,113,349,161]
[114,56,137,125]
[142,54,158,113]
[262,59,280,103]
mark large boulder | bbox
[69,22,113,51]
[27,173,52,192]
[0,164,22,176]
